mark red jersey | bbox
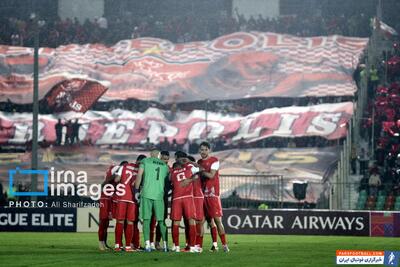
[101,165,116,199]
[171,166,194,200]
[198,156,220,197]
[184,162,203,198]
[115,163,138,203]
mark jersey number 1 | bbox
[155,167,160,180]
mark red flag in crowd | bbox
[44,79,108,113]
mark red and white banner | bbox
[0,32,367,104]
[0,102,353,144]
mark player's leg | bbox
[205,197,219,251]
[170,199,182,252]
[171,221,180,252]
[131,204,140,250]
[114,220,124,251]
[98,199,109,250]
[208,218,218,251]
[194,197,205,251]
[104,200,113,249]
[211,197,229,252]
[183,218,190,251]
[133,221,141,250]
[188,219,198,252]
[214,216,229,252]
[102,219,112,249]
[155,222,161,250]
[156,199,168,250]
[139,197,153,252]
[98,218,108,250]
[154,199,168,252]
[114,202,126,251]
[183,198,198,253]
[124,203,136,252]
[149,215,157,250]
[124,220,135,252]
[195,219,204,251]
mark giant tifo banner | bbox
[0,102,353,145]
[0,147,339,204]
[0,32,368,105]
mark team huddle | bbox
[97,141,229,253]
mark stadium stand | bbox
[355,40,400,211]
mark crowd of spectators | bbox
[0,9,380,48]
[357,41,400,200]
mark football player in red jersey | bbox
[198,141,229,252]
[174,151,192,251]
[113,160,139,252]
[187,155,205,252]
[129,155,146,251]
[98,163,119,251]
[170,155,200,253]
[111,161,128,249]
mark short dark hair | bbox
[172,162,181,168]
[175,151,187,159]
[120,161,128,166]
[161,151,170,157]
[187,155,195,162]
[199,141,210,149]
[136,154,146,162]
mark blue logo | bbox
[9,167,49,196]
[384,251,400,266]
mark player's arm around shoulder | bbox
[113,165,125,183]
[201,160,219,179]
[181,165,200,187]
[135,163,145,190]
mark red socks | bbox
[124,223,133,247]
[189,224,197,247]
[211,226,218,243]
[98,219,109,241]
[115,222,124,247]
[172,224,180,247]
[184,219,190,246]
[219,233,227,245]
[195,223,203,247]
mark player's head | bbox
[136,154,146,163]
[187,155,196,162]
[172,161,182,169]
[150,148,160,159]
[160,151,170,164]
[119,161,128,166]
[199,141,211,159]
[174,150,184,159]
[175,151,188,164]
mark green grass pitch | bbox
[0,233,399,267]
